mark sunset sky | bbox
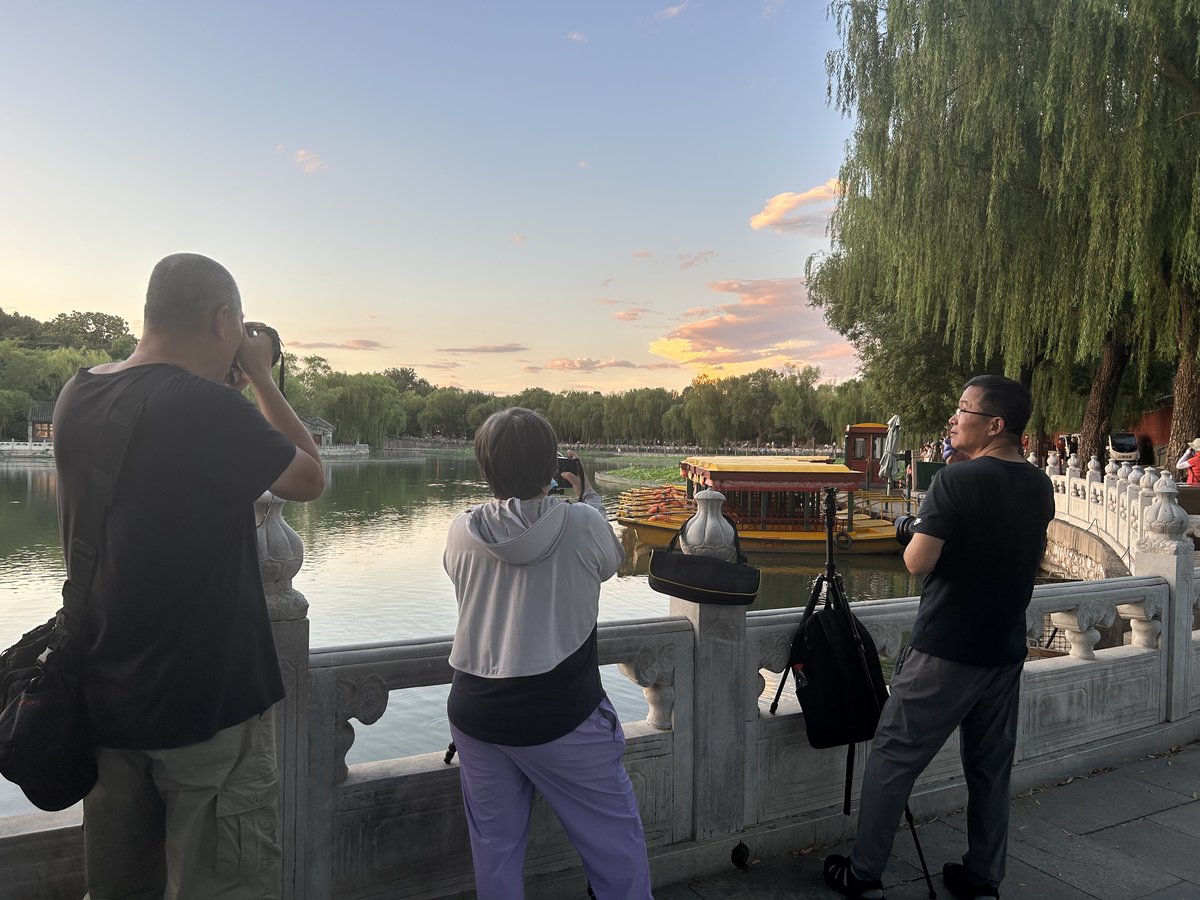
[1,1,857,394]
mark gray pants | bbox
[83,710,281,900]
[850,646,1023,889]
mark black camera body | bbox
[247,323,283,367]
[554,455,582,482]
[894,514,918,547]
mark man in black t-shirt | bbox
[53,254,324,899]
[825,376,1054,900]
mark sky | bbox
[1,1,857,395]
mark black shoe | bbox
[823,854,886,899]
[943,862,999,899]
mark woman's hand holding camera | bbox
[557,451,589,498]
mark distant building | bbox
[29,400,55,442]
[301,415,336,447]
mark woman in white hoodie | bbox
[443,407,653,900]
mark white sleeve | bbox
[1177,449,1193,470]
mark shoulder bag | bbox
[0,365,173,811]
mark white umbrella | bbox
[879,414,901,487]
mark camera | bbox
[246,322,283,367]
[894,514,918,547]
[554,454,582,482]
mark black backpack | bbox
[770,573,889,813]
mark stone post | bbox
[1131,474,1193,721]
[669,597,748,841]
[256,492,310,900]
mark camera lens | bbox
[894,514,917,547]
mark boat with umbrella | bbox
[612,455,903,554]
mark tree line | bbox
[0,309,891,449]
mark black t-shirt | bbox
[53,364,297,749]
[908,456,1055,667]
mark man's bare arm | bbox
[238,328,325,501]
[903,532,945,576]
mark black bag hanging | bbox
[0,365,174,811]
[773,579,889,749]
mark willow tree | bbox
[812,0,1200,462]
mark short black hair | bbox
[965,374,1032,439]
[474,407,557,500]
[144,253,241,334]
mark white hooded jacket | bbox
[444,490,624,678]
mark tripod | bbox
[773,487,935,897]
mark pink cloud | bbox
[631,250,654,259]
[750,179,840,234]
[648,277,859,378]
[438,343,529,353]
[289,338,383,350]
[543,358,679,372]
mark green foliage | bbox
[383,367,434,396]
[0,388,32,439]
[814,0,1200,444]
[38,311,136,357]
[605,465,683,484]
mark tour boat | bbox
[613,455,902,554]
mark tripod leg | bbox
[903,804,936,898]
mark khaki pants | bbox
[82,709,281,900]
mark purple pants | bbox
[449,698,653,899]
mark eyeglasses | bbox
[952,407,1001,420]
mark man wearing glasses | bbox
[825,375,1055,900]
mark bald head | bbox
[144,253,242,335]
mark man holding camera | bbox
[53,253,324,899]
[825,375,1054,900]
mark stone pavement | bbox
[656,742,1200,899]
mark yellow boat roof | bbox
[681,455,851,474]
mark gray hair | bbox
[144,253,241,334]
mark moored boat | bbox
[613,455,902,554]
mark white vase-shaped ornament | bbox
[679,489,737,562]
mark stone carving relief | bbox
[618,642,676,731]
[333,675,390,782]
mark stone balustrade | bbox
[5,480,1200,898]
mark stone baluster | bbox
[1118,461,1132,483]
[1050,600,1116,660]
[1026,450,1038,466]
[619,644,677,730]
[1104,458,1119,489]
[1087,455,1102,484]
[669,595,748,840]
[255,491,311,899]
[1046,451,1061,476]
[1132,474,1194,721]
[1067,453,1081,479]
[1118,597,1163,649]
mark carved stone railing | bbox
[303,616,694,900]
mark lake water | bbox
[0,453,921,817]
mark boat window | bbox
[853,437,866,459]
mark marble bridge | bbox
[2,459,1199,899]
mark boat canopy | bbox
[680,455,865,493]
